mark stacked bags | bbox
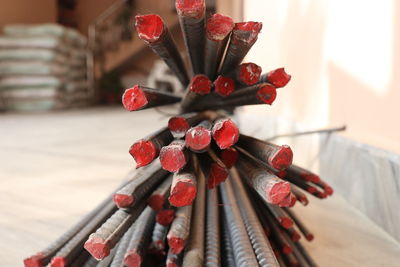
[0,23,88,111]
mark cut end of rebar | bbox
[84,236,110,260]
[269,145,293,171]
[325,186,334,196]
[299,195,309,206]
[168,117,190,138]
[168,237,185,254]
[122,85,148,111]
[267,68,291,88]
[175,0,205,18]
[256,84,277,105]
[190,74,211,95]
[278,192,294,207]
[292,232,301,242]
[307,186,317,193]
[50,257,66,267]
[212,119,239,149]
[306,233,314,241]
[124,250,142,267]
[302,173,320,183]
[279,217,293,229]
[239,63,262,85]
[206,13,234,41]
[156,209,176,226]
[148,194,165,211]
[113,193,134,208]
[266,180,291,204]
[214,75,235,96]
[169,180,197,207]
[24,253,44,267]
[129,140,157,168]
[289,194,297,207]
[282,244,293,255]
[135,14,164,43]
[233,21,262,44]
[185,126,211,152]
[208,163,229,188]
[220,147,238,168]
[160,142,187,172]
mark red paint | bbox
[207,163,229,189]
[122,85,148,111]
[24,253,44,267]
[282,244,293,255]
[212,119,239,149]
[135,14,164,43]
[168,117,190,138]
[214,75,235,96]
[168,237,185,254]
[169,176,197,207]
[324,185,334,196]
[307,186,317,193]
[269,145,293,171]
[206,14,234,41]
[291,231,301,242]
[84,236,110,260]
[156,209,175,226]
[113,194,134,208]
[301,173,320,183]
[278,217,293,229]
[276,170,287,178]
[299,195,309,206]
[50,257,66,267]
[159,141,188,172]
[266,179,291,205]
[175,0,205,18]
[289,194,297,207]
[148,194,165,211]
[124,250,141,267]
[185,126,211,152]
[256,84,277,105]
[278,192,294,207]
[239,63,262,85]
[220,147,238,168]
[267,68,291,88]
[190,74,212,95]
[233,21,262,44]
[306,233,314,241]
[129,140,157,168]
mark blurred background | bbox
[0,0,399,266]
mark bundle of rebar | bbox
[24,1,333,266]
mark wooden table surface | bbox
[0,107,399,266]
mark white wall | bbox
[243,0,400,153]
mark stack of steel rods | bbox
[25,1,333,266]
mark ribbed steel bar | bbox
[109,221,136,267]
[167,204,193,254]
[182,155,206,267]
[229,168,279,267]
[123,206,156,267]
[219,176,258,266]
[148,175,173,211]
[204,188,220,267]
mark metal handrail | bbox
[87,0,129,103]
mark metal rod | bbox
[135,14,189,86]
[182,154,206,267]
[148,175,173,211]
[180,74,212,112]
[204,188,220,267]
[160,140,189,172]
[113,161,168,208]
[219,174,259,267]
[219,22,262,74]
[259,68,291,88]
[123,206,156,267]
[283,208,314,242]
[122,85,181,111]
[167,204,193,254]
[266,125,346,141]
[204,14,234,79]
[176,0,206,75]
[185,120,212,152]
[129,126,174,168]
[229,168,279,266]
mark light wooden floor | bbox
[0,107,399,266]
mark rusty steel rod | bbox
[229,168,279,267]
[122,85,181,112]
[204,188,220,267]
[109,222,136,267]
[113,161,168,209]
[159,140,189,173]
[123,206,156,267]
[259,68,291,88]
[148,175,173,211]
[176,0,206,75]
[167,204,193,254]
[135,14,189,86]
[219,177,258,266]
[182,154,206,267]
[283,208,314,241]
[181,74,212,112]
[129,126,174,168]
